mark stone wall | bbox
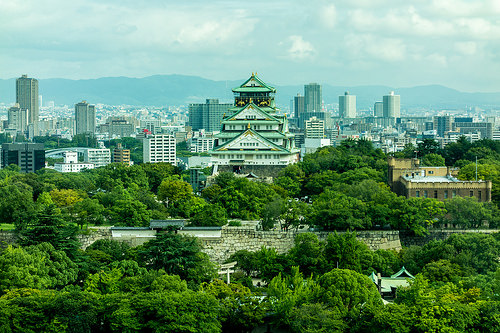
[77,227,113,250]
[0,230,17,249]
[201,228,402,263]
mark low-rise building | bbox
[54,151,95,172]
[388,157,491,202]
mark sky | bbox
[1,0,500,92]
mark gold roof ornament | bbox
[247,123,251,129]
[249,98,253,103]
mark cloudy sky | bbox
[1,0,500,92]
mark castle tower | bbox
[211,73,299,175]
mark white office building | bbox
[54,151,95,173]
[83,148,111,168]
[143,134,176,165]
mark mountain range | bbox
[1,75,500,109]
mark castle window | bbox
[416,190,420,197]
[423,191,428,198]
[434,190,438,198]
[444,190,448,199]
[470,191,474,197]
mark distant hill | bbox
[1,75,500,109]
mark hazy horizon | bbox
[2,1,500,93]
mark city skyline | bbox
[1,1,500,92]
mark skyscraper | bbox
[304,83,322,113]
[293,94,304,120]
[339,91,356,118]
[383,91,400,118]
[188,99,233,132]
[374,102,383,117]
[75,101,96,135]
[7,103,28,134]
[16,75,39,136]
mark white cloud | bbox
[319,4,337,29]
[287,35,316,61]
[455,41,477,56]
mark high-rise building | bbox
[211,73,299,175]
[293,94,305,120]
[189,99,233,132]
[304,83,322,113]
[433,115,454,137]
[7,103,28,134]
[339,91,356,118]
[374,102,384,117]
[305,116,325,138]
[383,91,400,118]
[75,101,96,135]
[1,143,45,173]
[16,75,39,136]
[143,134,176,165]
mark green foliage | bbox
[17,204,80,258]
[308,190,371,230]
[0,243,78,292]
[420,153,446,166]
[441,196,500,228]
[202,279,266,332]
[138,233,216,284]
[316,268,382,319]
[190,203,227,226]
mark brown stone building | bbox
[388,157,492,202]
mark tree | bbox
[288,233,324,276]
[0,182,35,225]
[308,190,371,230]
[73,198,105,228]
[316,269,382,320]
[274,164,305,197]
[417,139,440,157]
[261,197,284,230]
[138,233,216,282]
[202,279,266,332]
[420,153,445,166]
[157,177,193,207]
[0,243,78,291]
[441,196,499,228]
[322,232,373,273]
[18,204,80,258]
[190,204,227,226]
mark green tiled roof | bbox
[224,102,281,123]
[232,73,276,93]
[213,128,291,154]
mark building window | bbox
[478,191,482,200]
[434,190,438,198]
[452,190,457,198]
[444,190,448,199]
[423,191,428,198]
[416,191,420,197]
[470,191,474,197]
